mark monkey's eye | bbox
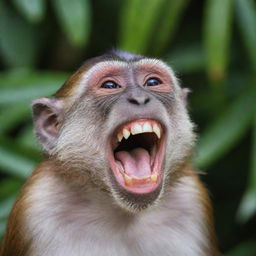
[144,78,162,87]
[101,81,121,89]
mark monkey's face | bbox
[32,54,195,212]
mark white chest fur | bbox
[24,175,208,256]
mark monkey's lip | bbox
[107,119,166,194]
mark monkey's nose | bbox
[127,95,150,105]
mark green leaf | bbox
[0,69,69,88]
[235,0,256,72]
[119,0,165,54]
[0,70,69,105]
[0,85,57,105]
[52,0,91,47]
[0,104,31,134]
[0,219,7,239]
[225,240,256,256]
[167,45,206,73]
[12,0,45,23]
[0,195,17,238]
[152,0,190,56]
[237,190,256,223]
[0,146,35,178]
[0,178,23,201]
[17,125,40,151]
[237,113,256,222]
[204,0,234,82]
[195,87,256,169]
[118,0,140,52]
[0,3,38,68]
[0,196,17,220]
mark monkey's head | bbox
[32,50,195,212]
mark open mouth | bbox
[108,119,166,194]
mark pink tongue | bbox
[115,148,151,177]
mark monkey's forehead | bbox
[82,58,175,80]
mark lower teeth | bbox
[123,173,158,186]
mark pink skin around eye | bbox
[136,64,173,93]
[86,66,126,96]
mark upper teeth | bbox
[117,121,161,142]
[131,123,143,135]
[153,124,161,139]
[123,129,130,139]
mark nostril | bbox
[128,98,139,105]
[128,97,150,105]
[144,98,150,104]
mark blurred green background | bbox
[0,0,256,254]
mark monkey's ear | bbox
[32,98,63,152]
[181,88,191,106]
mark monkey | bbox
[0,50,219,256]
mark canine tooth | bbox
[131,123,143,135]
[151,173,158,183]
[117,133,123,142]
[124,174,132,185]
[123,129,131,139]
[153,124,161,139]
[142,122,153,133]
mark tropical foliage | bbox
[0,0,256,254]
